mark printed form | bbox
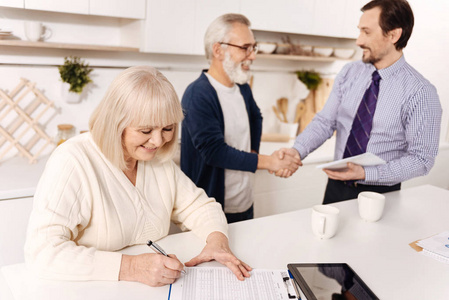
[170,267,296,300]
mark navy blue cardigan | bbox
[180,72,263,208]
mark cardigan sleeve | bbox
[182,81,259,173]
[24,148,122,281]
[168,161,228,241]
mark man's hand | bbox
[269,148,302,178]
[323,162,365,181]
[257,148,301,177]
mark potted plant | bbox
[295,70,322,133]
[296,70,322,91]
[58,56,93,103]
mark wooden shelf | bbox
[0,40,139,52]
[256,53,352,62]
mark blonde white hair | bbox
[89,66,184,170]
[204,13,251,62]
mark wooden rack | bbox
[0,78,55,164]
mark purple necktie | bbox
[343,71,381,158]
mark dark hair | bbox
[362,0,414,50]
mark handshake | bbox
[262,147,367,181]
[261,148,302,178]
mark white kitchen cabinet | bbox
[141,0,195,54]
[89,0,146,19]
[142,0,239,55]
[25,0,89,14]
[342,0,365,38]
[142,0,362,55]
[10,0,145,19]
[0,197,33,267]
[313,0,346,37]
[241,0,362,39]
[314,0,365,38]
[192,0,240,55]
[241,0,315,34]
[0,0,24,8]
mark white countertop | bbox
[1,138,447,201]
[0,155,50,200]
[1,185,449,299]
[0,138,337,200]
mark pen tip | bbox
[147,240,152,246]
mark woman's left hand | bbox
[185,232,252,281]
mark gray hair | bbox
[204,13,251,62]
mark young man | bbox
[278,0,442,203]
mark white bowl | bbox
[333,48,356,59]
[301,45,313,52]
[274,43,291,54]
[313,46,334,57]
[257,42,277,54]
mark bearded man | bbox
[181,13,300,223]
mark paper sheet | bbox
[316,152,386,170]
[170,267,295,300]
[417,231,449,264]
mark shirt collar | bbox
[376,55,406,80]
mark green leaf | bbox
[296,70,322,91]
[58,56,93,94]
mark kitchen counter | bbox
[1,137,447,201]
[0,137,336,201]
[0,155,49,200]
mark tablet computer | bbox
[287,263,379,300]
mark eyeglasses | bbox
[219,42,259,56]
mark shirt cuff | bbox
[363,166,379,183]
[292,144,307,161]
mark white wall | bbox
[406,0,449,143]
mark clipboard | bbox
[168,267,297,299]
[287,263,379,300]
[316,152,386,170]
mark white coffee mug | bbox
[358,191,386,222]
[311,205,340,239]
[24,21,52,42]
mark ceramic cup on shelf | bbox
[24,21,52,42]
[311,205,340,239]
[358,191,386,222]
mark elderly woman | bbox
[24,66,251,287]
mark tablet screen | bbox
[287,263,378,300]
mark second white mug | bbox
[311,205,339,239]
[358,191,386,222]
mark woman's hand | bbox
[119,253,185,287]
[185,232,252,281]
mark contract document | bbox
[316,152,386,170]
[169,267,296,300]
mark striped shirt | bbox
[293,55,442,186]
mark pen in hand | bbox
[147,240,186,275]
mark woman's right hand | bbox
[119,253,185,287]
